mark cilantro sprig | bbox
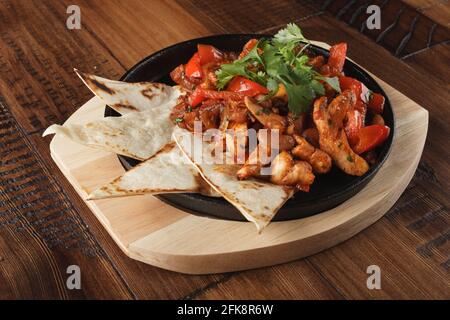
[215,23,341,115]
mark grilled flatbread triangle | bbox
[43,106,173,160]
[173,127,294,232]
[88,142,220,199]
[75,69,182,114]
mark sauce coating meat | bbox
[169,26,390,191]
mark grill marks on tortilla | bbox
[141,88,156,99]
[85,77,116,95]
[43,106,174,160]
[112,103,138,111]
[44,72,182,161]
[173,127,294,231]
[46,72,221,200]
[213,164,241,177]
[87,142,220,199]
[74,69,181,115]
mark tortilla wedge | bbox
[45,73,221,197]
[88,142,220,199]
[173,127,294,232]
[43,106,173,160]
[75,69,182,115]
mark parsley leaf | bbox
[311,79,325,96]
[315,73,341,93]
[240,39,264,64]
[215,40,266,89]
[266,78,279,96]
[273,23,308,45]
[284,83,316,115]
[215,23,343,114]
[215,62,248,89]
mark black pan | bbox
[104,34,394,221]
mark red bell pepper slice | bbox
[353,125,390,154]
[325,42,347,76]
[185,52,203,79]
[340,76,385,114]
[227,76,268,96]
[339,76,370,103]
[345,109,364,146]
[197,44,224,65]
[367,92,385,114]
[239,39,258,59]
[189,88,204,107]
[189,88,245,107]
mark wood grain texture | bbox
[0,99,134,299]
[176,0,321,33]
[307,0,450,58]
[0,0,448,299]
[404,0,450,27]
[0,0,221,299]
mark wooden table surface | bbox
[0,0,449,299]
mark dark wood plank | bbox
[1,0,449,299]
[401,42,450,84]
[177,0,322,33]
[404,0,450,27]
[0,0,222,299]
[64,0,213,70]
[193,261,343,299]
[0,99,134,299]
[306,0,450,58]
[306,174,450,299]
[0,0,123,134]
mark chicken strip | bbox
[270,151,315,191]
[313,91,369,176]
[257,129,296,152]
[236,144,269,180]
[237,129,295,180]
[292,134,332,174]
[244,97,287,132]
[225,121,248,164]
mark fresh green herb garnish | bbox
[216,62,248,89]
[174,117,184,123]
[273,23,308,45]
[215,23,341,115]
[262,107,271,114]
[315,74,341,93]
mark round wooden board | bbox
[48,50,428,275]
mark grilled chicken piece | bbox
[257,129,296,152]
[270,151,315,191]
[225,121,248,164]
[312,91,369,176]
[292,134,332,174]
[237,130,273,180]
[237,144,267,180]
[244,97,287,132]
[237,128,297,180]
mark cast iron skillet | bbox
[104,34,394,221]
